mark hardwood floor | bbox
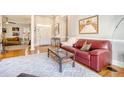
[0,45,124,77]
[0,45,53,59]
[99,65,124,77]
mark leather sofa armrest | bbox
[90,49,109,56]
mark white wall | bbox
[35,16,54,45]
[112,15,124,67]
[68,15,124,39]
[35,16,54,32]
[68,15,116,39]
[3,23,30,38]
[55,16,66,41]
[112,15,124,40]
[0,16,2,52]
[0,16,2,41]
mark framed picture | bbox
[13,32,19,36]
[12,27,19,31]
[79,15,99,34]
[54,23,59,36]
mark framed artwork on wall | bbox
[12,27,19,31]
[79,15,99,34]
[54,23,60,36]
[13,32,19,36]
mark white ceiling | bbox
[3,15,31,24]
[2,15,56,25]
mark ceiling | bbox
[2,15,56,25]
[35,15,56,19]
[3,15,31,24]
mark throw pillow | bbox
[62,37,77,46]
[80,41,92,51]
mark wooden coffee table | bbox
[48,48,75,73]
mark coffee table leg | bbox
[72,56,75,67]
[48,49,49,57]
[72,61,75,67]
[59,59,62,73]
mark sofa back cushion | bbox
[6,37,19,41]
[74,39,112,51]
[73,39,86,49]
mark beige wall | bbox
[3,23,30,38]
[35,16,54,45]
[0,16,2,29]
[54,16,66,41]
[68,15,124,40]
[0,16,2,42]
[35,16,54,34]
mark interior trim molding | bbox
[112,60,124,68]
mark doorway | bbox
[35,25,52,46]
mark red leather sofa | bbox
[60,39,112,72]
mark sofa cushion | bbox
[7,38,14,41]
[15,37,19,41]
[76,49,90,60]
[90,49,109,56]
[73,39,86,49]
[74,39,112,51]
[6,37,19,41]
[88,40,109,50]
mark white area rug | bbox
[0,53,100,77]
[5,45,29,50]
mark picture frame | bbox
[13,32,19,36]
[79,15,99,34]
[12,27,19,31]
[54,23,59,36]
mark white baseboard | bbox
[112,60,124,67]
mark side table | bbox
[51,37,60,47]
